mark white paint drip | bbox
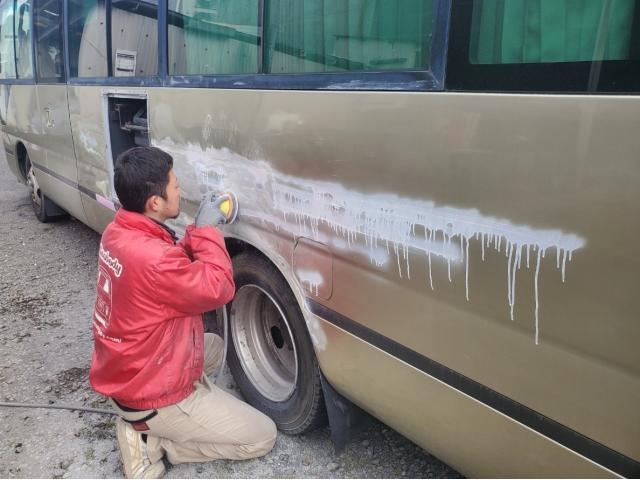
[295,269,323,297]
[535,249,542,345]
[157,138,585,345]
[465,236,470,301]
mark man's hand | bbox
[195,192,228,227]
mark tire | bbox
[226,252,327,434]
[25,154,67,223]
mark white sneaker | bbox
[115,417,166,479]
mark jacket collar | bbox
[114,209,177,244]
[151,218,178,244]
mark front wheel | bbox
[25,154,67,223]
[226,252,327,434]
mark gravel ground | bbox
[0,151,462,479]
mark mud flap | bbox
[320,372,374,453]
[43,195,66,217]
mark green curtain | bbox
[265,0,433,73]
[171,0,434,74]
[471,0,637,64]
[172,0,259,75]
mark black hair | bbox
[114,146,174,213]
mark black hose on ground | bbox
[0,401,115,415]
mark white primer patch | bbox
[158,138,585,345]
[303,312,328,350]
[295,269,324,297]
[78,130,101,158]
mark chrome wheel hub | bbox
[26,162,41,208]
[230,284,298,402]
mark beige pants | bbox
[111,333,277,465]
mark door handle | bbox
[44,105,55,128]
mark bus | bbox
[2,0,639,476]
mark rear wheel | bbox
[226,252,327,434]
[25,154,67,223]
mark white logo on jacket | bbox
[99,244,123,277]
[93,265,121,343]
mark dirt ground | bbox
[0,152,461,479]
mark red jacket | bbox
[89,209,235,410]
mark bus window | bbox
[15,0,33,78]
[470,0,637,64]
[264,0,434,73]
[111,0,158,77]
[0,0,16,79]
[447,0,640,92]
[34,0,64,81]
[168,0,260,75]
[68,0,107,77]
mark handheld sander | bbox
[214,191,239,224]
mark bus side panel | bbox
[1,84,78,219]
[35,84,87,223]
[2,131,23,182]
[322,91,640,461]
[316,318,615,478]
[2,85,43,180]
[68,85,116,233]
[0,86,23,181]
[146,88,639,470]
[147,89,301,278]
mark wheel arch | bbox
[223,236,314,331]
[223,234,335,359]
[223,236,312,324]
[224,237,303,296]
[224,236,262,260]
[15,141,28,181]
